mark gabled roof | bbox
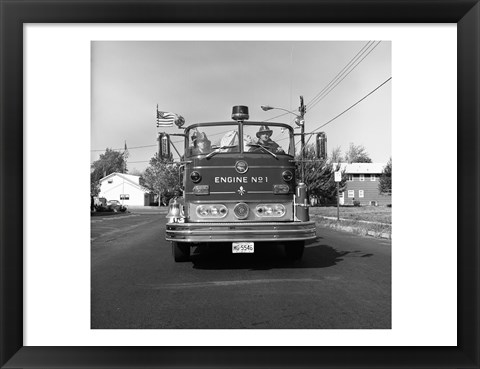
[121,173,141,184]
[333,163,386,174]
[99,172,150,193]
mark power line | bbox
[276,76,391,150]
[310,76,391,133]
[92,74,390,163]
[308,41,382,113]
[260,42,379,125]
[91,144,156,152]
[92,115,299,153]
[306,41,374,107]
[309,41,382,112]
[91,140,186,152]
[262,42,382,133]
[261,111,293,123]
[301,76,392,152]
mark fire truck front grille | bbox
[165,221,317,243]
[188,201,294,222]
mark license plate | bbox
[232,242,254,253]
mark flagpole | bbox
[156,106,181,205]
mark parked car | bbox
[106,200,127,212]
[106,200,121,211]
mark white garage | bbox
[98,173,154,206]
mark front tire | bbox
[172,242,190,262]
[285,241,305,260]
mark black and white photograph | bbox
[2,0,476,365]
[90,41,392,329]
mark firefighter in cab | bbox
[249,125,284,154]
[191,132,212,155]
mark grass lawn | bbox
[310,205,391,224]
[310,205,392,239]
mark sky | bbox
[91,41,391,173]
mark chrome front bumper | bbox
[165,221,317,243]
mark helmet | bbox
[194,132,211,146]
[256,125,273,138]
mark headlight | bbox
[196,204,228,218]
[282,170,293,182]
[255,204,286,217]
[190,171,201,183]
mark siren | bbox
[158,132,171,159]
[316,132,327,160]
[231,105,249,121]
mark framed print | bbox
[1,0,479,368]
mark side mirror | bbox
[158,133,171,159]
[316,132,327,160]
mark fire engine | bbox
[161,105,326,262]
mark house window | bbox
[348,174,353,181]
[370,174,376,181]
[339,192,344,199]
[348,190,354,198]
[120,194,130,200]
[108,179,113,184]
[359,174,365,181]
[359,190,364,198]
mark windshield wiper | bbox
[205,145,238,159]
[246,144,278,159]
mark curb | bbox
[91,211,130,217]
[313,215,390,226]
[314,217,391,240]
[367,230,392,239]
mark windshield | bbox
[187,125,240,157]
[186,123,294,157]
[243,124,294,156]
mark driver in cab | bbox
[249,125,284,154]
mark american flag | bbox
[156,110,176,127]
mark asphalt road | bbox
[91,211,391,329]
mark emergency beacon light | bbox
[231,106,249,121]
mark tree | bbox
[344,143,372,163]
[91,148,127,196]
[329,146,343,164]
[297,144,346,205]
[143,154,180,206]
[379,158,392,195]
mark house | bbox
[335,163,391,206]
[98,173,154,206]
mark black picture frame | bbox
[1,1,478,368]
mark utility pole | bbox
[299,96,306,183]
[334,170,341,221]
[336,181,340,220]
[122,141,128,207]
